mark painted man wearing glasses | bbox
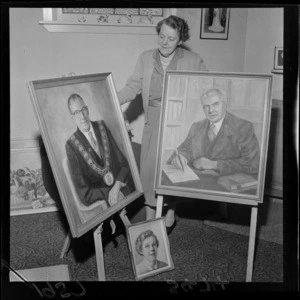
[65,93,134,207]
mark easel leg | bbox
[246,206,258,282]
[119,208,131,227]
[60,231,71,259]
[156,195,164,218]
[93,223,106,281]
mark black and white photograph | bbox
[3,4,298,295]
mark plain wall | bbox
[244,8,283,100]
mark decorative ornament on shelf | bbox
[78,16,86,23]
[138,9,154,24]
[97,15,108,23]
[117,13,132,24]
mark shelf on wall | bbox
[271,69,283,74]
[40,8,177,34]
[39,21,159,35]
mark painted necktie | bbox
[208,123,217,142]
[88,131,101,158]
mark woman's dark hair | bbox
[156,15,190,42]
[135,230,159,256]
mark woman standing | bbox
[118,15,207,232]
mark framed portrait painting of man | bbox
[27,73,143,237]
[126,218,174,280]
[154,71,272,206]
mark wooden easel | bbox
[60,208,131,281]
[155,195,258,282]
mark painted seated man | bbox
[170,88,260,177]
[65,93,135,208]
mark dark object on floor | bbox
[166,219,177,235]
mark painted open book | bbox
[217,173,258,192]
[162,164,199,183]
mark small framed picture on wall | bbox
[274,47,283,70]
[200,8,230,40]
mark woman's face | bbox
[141,236,158,262]
[158,24,182,57]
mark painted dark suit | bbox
[176,112,260,176]
[65,120,135,207]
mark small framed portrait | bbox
[27,73,143,238]
[274,47,283,70]
[126,218,174,280]
[155,71,272,206]
[200,8,230,40]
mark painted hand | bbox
[108,181,121,206]
[193,157,218,170]
[171,153,188,171]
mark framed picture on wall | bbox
[274,47,283,70]
[126,218,174,280]
[27,73,143,238]
[154,71,272,206]
[200,8,230,40]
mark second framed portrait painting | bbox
[155,71,272,206]
[27,73,143,237]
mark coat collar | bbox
[208,112,235,157]
[219,112,235,136]
[152,47,184,66]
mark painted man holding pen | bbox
[170,88,260,177]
